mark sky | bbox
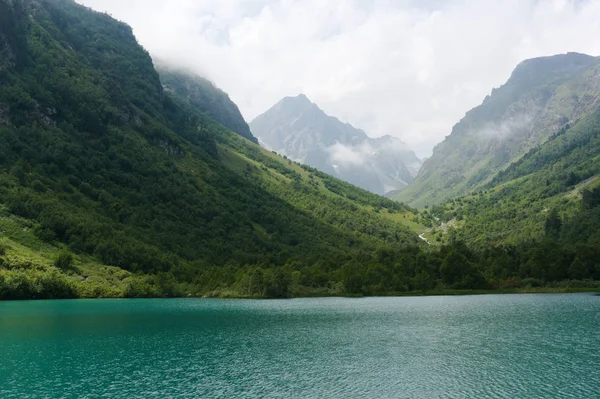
[77,0,600,158]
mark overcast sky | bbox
[77,0,600,157]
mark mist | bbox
[77,0,600,157]
[327,142,372,167]
[476,114,534,141]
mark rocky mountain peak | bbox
[250,95,422,195]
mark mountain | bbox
[250,95,422,195]
[0,0,441,299]
[0,0,596,299]
[419,104,600,283]
[155,63,258,144]
[393,52,600,207]
[410,54,600,284]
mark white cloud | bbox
[77,0,600,157]
[327,142,372,167]
[476,114,534,141]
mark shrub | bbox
[54,250,74,270]
[0,242,8,256]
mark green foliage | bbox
[421,107,600,288]
[0,269,77,300]
[341,259,363,294]
[544,209,562,238]
[54,250,73,270]
[301,164,413,213]
[582,187,600,209]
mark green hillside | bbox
[0,0,598,299]
[391,53,600,289]
[422,108,600,284]
[394,53,600,208]
[0,0,440,299]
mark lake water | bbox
[1,294,598,398]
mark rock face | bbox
[393,52,600,207]
[250,94,422,195]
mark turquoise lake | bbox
[1,294,599,398]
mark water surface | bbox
[1,294,598,398]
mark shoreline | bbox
[217,286,600,299]
[2,286,599,301]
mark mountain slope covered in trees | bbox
[0,0,598,299]
[419,95,600,285]
[394,53,600,207]
[0,0,436,299]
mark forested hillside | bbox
[0,0,435,299]
[394,53,600,207]
[0,0,598,300]
[421,108,600,284]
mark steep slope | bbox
[394,52,600,207]
[250,95,422,195]
[421,108,600,283]
[0,0,434,299]
[156,63,258,144]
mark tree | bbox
[568,257,588,280]
[54,250,74,270]
[264,268,291,298]
[249,268,265,296]
[582,188,600,209]
[341,259,363,294]
[440,249,468,286]
[544,209,562,238]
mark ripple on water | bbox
[0,294,599,398]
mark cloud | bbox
[327,142,371,167]
[476,114,534,141]
[77,0,600,157]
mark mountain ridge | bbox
[393,52,600,207]
[155,62,258,144]
[250,94,422,195]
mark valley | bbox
[0,0,599,300]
